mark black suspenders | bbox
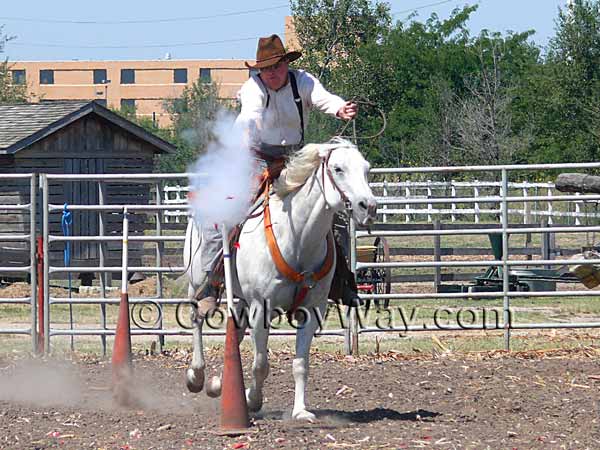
[256,71,304,145]
[288,71,304,145]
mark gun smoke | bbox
[188,109,259,228]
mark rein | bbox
[262,156,338,317]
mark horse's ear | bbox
[312,143,331,159]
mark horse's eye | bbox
[334,166,343,174]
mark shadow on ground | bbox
[255,408,440,424]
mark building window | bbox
[121,69,135,84]
[120,98,136,111]
[248,68,259,78]
[93,69,108,84]
[199,68,211,83]
[12,70,26,85]
[174,68,187,84]
[40,69,54,85]
[94,99,107,108]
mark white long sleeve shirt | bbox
[235,69,346,146]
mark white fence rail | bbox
[371,180,596,225]
[163,180,599,225]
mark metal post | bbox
[30,174,37,354]
[450,181,456,222]
[122,209,129,297]
[474,183,480,224]
[547,187,554,226]
[221,223,234,316]
[155,182,165,352]
[382,180,388,223]
[42,174,50,354]
[402,186,409,223]
[427,182,433,223]
[501,169,510,351]
[575,192,581,226]
[522,186,529,225]
[433,220,441,292]
[98,182,108,356]
[345,217,359,355]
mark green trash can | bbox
[488,234,507,260]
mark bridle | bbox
[319,146,352,211]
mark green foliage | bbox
[290,1,589,172]
[105,0,600,174]
[531,0,600,164]
[290,0,391,143]
[155,80,234,173]
[0,26,27,104]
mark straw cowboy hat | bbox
[245,34,302,69]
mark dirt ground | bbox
[2,347,600,450]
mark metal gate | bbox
[3,163,600,355]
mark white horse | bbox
[183,138,377,420]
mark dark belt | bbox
[253,143,303,162]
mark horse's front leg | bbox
[186,286,206,393]
[292,301,327,421]
[246,300,270,412]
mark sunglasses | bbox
[260,59,287,73]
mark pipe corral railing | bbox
[0,173,37,353]
[3,163,600,354]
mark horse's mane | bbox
[274,137,356,197]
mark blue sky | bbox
[1,0,568,61]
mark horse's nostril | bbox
[359,201,368,210]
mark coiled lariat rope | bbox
[333,97,387,143]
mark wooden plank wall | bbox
[0,114,161,279]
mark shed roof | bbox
[0,101,175,154]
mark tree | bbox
[451,32,536,167]
[0,26,27,104]
[154,80,233,173]
[290,0,391,143]
[531,0,600,163]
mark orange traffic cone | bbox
[112,292,133,406]
[219,315,250,434]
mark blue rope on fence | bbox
[61,203,72,271]
[61,203,74,350]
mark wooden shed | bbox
[0,101,176,280]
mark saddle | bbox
[202,152,357,312]
[204,154,285,297]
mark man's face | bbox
[260,59,289,91]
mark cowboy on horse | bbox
[193,33,362,316]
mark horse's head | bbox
[317,138,377,226]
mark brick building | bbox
[9,59,256,125]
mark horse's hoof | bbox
[292,409,316,421]
[246,388,263,412]
[185,368,204,393]
[206,375,222,398]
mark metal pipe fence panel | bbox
[39,172,349,354]
[349,163,600,354]
[3,162,597,355]
[0,174,37,353]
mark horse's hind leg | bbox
[246,304,270,412]
[292,301,327,421]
